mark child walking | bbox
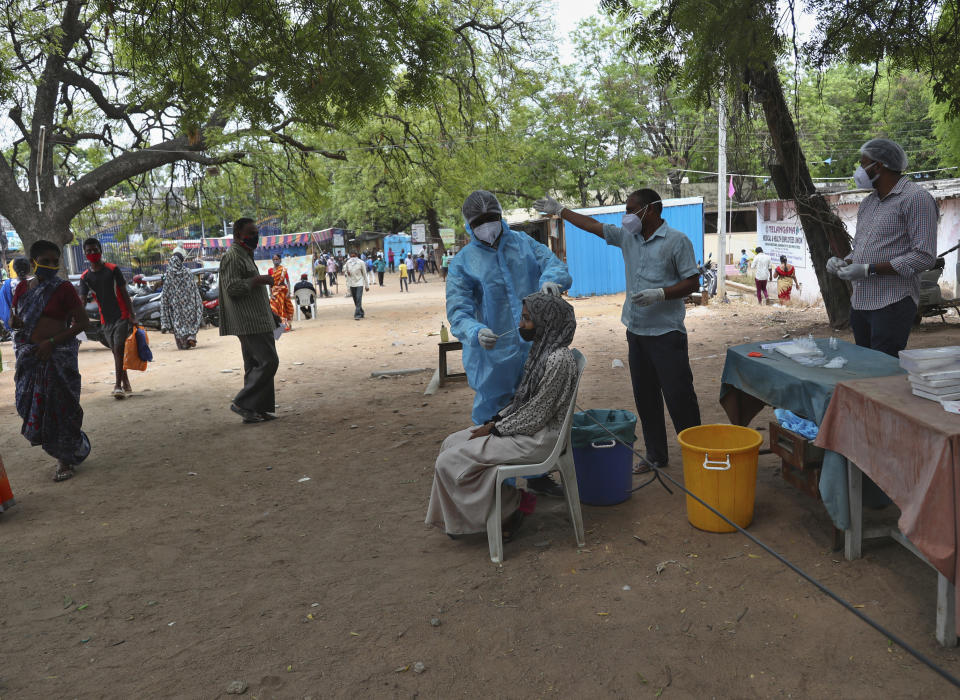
[399,261,409,292]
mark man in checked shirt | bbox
[826,138,937,357]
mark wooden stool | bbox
[438,341,467,387]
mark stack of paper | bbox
[899,347,960,402]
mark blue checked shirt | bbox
[603,221,700,335]
[847,177,937,311]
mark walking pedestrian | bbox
[313,255,329,297]
[751,247,772,304]
[416,254,428,283]
[12,239,91,482]
[269,254,294,331]
[399,260,409,291]
[406,254,416,283]
[79,237,138,399]
[219,218,280,424]
[343,251,369,319]
[773,255,800,305]
[441,251,450,281]
[375,255,387,286]
[826,137,937,356]
[535,189,701,473]
[326,255,338,290]
[160,247,204,349]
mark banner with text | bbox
[758,220,809,269]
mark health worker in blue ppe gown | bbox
[446,190,572,429]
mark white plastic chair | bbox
[485,349,587,563]
[294,287,317,321]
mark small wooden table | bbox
[438,341,467,387]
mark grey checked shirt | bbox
[218,243,275,336]
[848,177,938,311]
[603,221,700,336]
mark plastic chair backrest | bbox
[294,288,315,305]
[539,348,586,466]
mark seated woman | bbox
[11,240,91,482]
[426,292,578,541]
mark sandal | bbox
[112,387,126,400]
[501,510,526,543]
[54,464,75,482]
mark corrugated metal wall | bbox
[564,199,704,298]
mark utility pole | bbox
[220,195,228,237]
[196,184,205,238]
[716,85,728,302]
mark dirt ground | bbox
[2,276,960,699]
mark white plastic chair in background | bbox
[294,288,317,321]
[485,348,587,563]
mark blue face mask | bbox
[33,262,59,280]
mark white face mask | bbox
[853,162,880,190]
[473,220,501,245]
[622,205,648,234]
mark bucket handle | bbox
[703,453,732,471]
[590,439,617,449]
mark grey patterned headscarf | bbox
[511,292,577,407]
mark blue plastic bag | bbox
[135,327,153,363]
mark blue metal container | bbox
[572,439,635,506]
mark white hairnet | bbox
[860,138,908,172]
[462,190,502,223]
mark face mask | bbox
[853,162,880,190]
[518,326,536,342]
[622,205,648,234]
[85,252,102,264]
[33,262,58,280]
[473,220,501,245]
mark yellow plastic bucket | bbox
[678,424,763,533]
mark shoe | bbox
[633,456,668,475]
[259,412,279,421]
[112,387,126,400]
[525,475,563,498]
[231,403,264,424]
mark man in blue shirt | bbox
[535,189,701,472]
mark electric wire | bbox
[572,404,960,690]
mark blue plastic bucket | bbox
[572,439,634,506]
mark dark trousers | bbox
[627,330,701,464]
[377,271,385,286]
[389,261,395,273]
[315,277,328,296]
[850,296,917,357]
[755,279,768,302]
[400,277,408,291]
[328,272,337,287]
[350,286,365,318]
[417,269,427,282]
[235,332,279,414]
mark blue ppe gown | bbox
[446,221,572,425]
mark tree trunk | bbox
[668,170,683,199]
[426,206,445,271]
[747,65,852,329]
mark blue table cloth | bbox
[719,339,905,528]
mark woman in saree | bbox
[160,247,204,349]
[269,253,294,331]
[11,240,91,482]
[426,292,578,541]
[774,254,800,304]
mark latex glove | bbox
[837,263,869,281]
[825,257,848,275]
[631,288,666,307]
[540,281,563,296]
[533,195,563,216]
[478,327,498,350]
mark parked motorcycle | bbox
[199,273,220,328]
[699,253,718,298]
[915,242,960,325]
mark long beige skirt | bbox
[425,425,556,535]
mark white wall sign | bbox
[411,223,426,243]
[758,221,809,268]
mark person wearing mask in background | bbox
[375,254,387,286]
[441,251,450,281]
[1,257,31,335]
[751,247,772,304]
[826,138,937,357]
[294,273,317,319]
[11,240,90,482]
[312,255,330,298]
[535,189,700,474]
[79,237,138,399]
[326,255,338,291]
[399,259,409,292]
[447,190,572,498]
[219,218,280,424]
[343,251,370,320]
[160,247,204,349]
[388,248,396,273]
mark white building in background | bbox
[753,179,960,303]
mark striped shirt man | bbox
[847,177,937,311]
[219,242,275,336]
